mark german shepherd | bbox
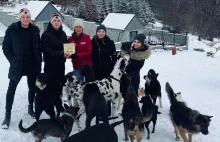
[19,105,79,142]
[122,86,146,142]
[165,82,213,142]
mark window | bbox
[130,31,138,41]
[43,22,49,31]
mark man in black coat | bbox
[1,8,42,129]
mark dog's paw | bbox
[123,138,129,141]
[175,137,180,141]
[1,124,9,129]
[151,131,155,133]
[147,136,150,140]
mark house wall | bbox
[0,10,19,27]
[125,17,145,31]
[35,3,62,23]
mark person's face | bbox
[133,40,142,49]
[74,26,83,34]
[20,15,31,26]
[51,18,61,30]
[97,29,106,39]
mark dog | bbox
[83,83,109,128]
[139,95,161,140]
[19,104,79,142]
[63,120,124,142]
[35,73,65,121]
[165,82,213,142]
[122,86,146,142]
[143,69,162,107]
[63,54,130,119]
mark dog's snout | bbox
[202,130,209,135]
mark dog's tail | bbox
[110,120,124,128]
[165,82,177,105]
[19,120,37,133]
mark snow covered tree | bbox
[84,0,98,22]
[139,1,155,25]
[78,0,86,19]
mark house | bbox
[24,1,63,31]
[101,13,145,42]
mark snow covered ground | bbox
[0,37,220,141]
[0,22,7,37]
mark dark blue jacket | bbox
[2,21,42,82]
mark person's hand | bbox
[69,53,76,59]
[64,51,70,58]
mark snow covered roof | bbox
[25,1,49,20]
[102,13,135,30]
[0,1,60,21]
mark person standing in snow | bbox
[91,25,117,116]
[40,13,68,114]
[120,33,151,97]
[92,24,117,80]
[1,8,42,129]
[67,19,93,81]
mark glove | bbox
[69,53,76,59]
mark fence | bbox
[144,29,188,47]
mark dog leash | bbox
[63,113,82,131]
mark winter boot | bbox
[1,112,11,129]
[28,105,35,118]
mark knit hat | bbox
[73,19,84,29]
[50,13,62,23]
[96,24,106,33]
[133,33,146,46]
[19,8,31,19]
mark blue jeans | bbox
[73,69,84,82]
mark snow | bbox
[0,34,219,141]
[0,1,61,20]
[62,23,73,37]
[0,22,7,37]
[153,21,163,28]
[102,13,135,30]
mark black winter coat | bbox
[92,35,116,80]
[41,23,67,82]
[121,42,151,94]
[2,21,42,82]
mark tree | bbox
[139,1,155,25]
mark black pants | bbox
[5,72,37,113]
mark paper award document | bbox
[64,43,75,55]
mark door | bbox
[43,22,49,31]
[130,31,138,41]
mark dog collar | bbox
[109,76,120,82]
[63,112,82,131]
[63,112,75,120]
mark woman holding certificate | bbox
[67,19,93,81]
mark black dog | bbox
[83,83,109,128]
[19,105,79,142]
[143,69,162,108]
[165,82,213,142]
[63,120,123,142]
[139,95,161,140]
[35,73,65,121]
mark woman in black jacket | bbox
[121,33,151,96]
[92,24,117,80]
[92,25,117,116]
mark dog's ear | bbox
[156,73,159,78]
[207,116,213,121]
[64,104,69,111]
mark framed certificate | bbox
[64,43,75,55]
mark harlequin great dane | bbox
[62,54,130,119]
